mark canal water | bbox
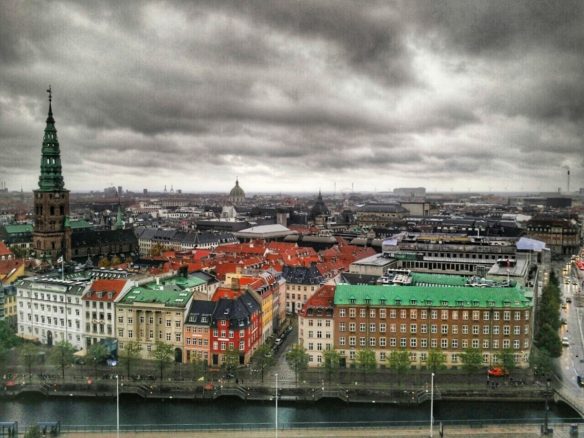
[0,395,580,430]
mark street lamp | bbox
[275,373,278,438]
[430,372,435,438]
[116,374,120,438]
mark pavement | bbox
[55,423,584,437]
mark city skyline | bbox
[1,1,583,193]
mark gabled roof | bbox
[85,279,129,302]
[186,300,216,325]
[0,241,13,257]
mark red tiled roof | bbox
[85,279,129,302]
[298,285,335,317]
[0,259,24,276]
[0,241,13,257]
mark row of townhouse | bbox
[299,273,534,369]
[15,267,285,368]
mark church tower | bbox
[32,87,72,262]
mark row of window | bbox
[21,301,80,316]
[18,291,79,304]
[338,308,529,321]
[338,336,528,350]
[306,330,332,339]
[119,328,182,342]
[338,350,525,364]
[307,319,331,327]
[20,312,80,328]
[339,322,528,336]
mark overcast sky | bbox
[1,1,583,194]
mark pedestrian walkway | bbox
[59,423,582,438]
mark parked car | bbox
[274,337,283,346]
[566,297,572,303]
[562,336,570,347]
[488,367,508,377]
[577,376,583,387]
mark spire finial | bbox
[47,85,52,103]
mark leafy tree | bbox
[223,346,241,378]
[389,349,410,386]
[498,348,516,374]
[0,344,7,373]
[87,342,109,377]
[530,347,553,377]
[49,341,75,380]
[356,349,376,383]
[0,320,19,349]
[251,344,275,383]
[536,323,562,357]
[286,343,309,386]
[119,340,142,378]
[460,348,482,384]
[97,257,110,268]
[21,343,39,382]
[190,355,208,381]
[322,349,341,384]
[151,341,174,381]
[110,255,122,266]
[427,349,447,373]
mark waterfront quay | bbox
[0,376,550,405]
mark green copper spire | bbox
[38,86,66,192]
[113,205,124,230]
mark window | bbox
[462,311,469,320]
[349,323,356,332]
[472,325,479,335]
[175,333,181,342]
[503,326,510,336]
[493,311,500,321]
[166,320,171,327]
[390,309,396,318]
[462,325,468,334]
[379,337,386,347]
[360,337,366,347]
[369,323,376,333]
[339,322,346,332]
[451,310,458,320]
[369,338,376,347]
[441,310,448,320]
[410,338,417,348]
[472,339,479,348]
[451,339,458,348]
[339,309,346,317]
[339,337,346,346]
[400,338,407,348]
[360,309,366,318]
[503,339,510,348]
[379,309,386,318]
[317,331,323,338]
[400,324,406,333]
[410,324,417,334]
[483,339,489,349]
[513,326,521,335]
[360,323,366,332]
[349,336,356,346]
[390,338,397,347]
[431,339,437,348]
[421,339,428,348]
[441,339,448,348]
[483,311,490,321]
[349,308,356,318]
[421,310,427,319]
[472,311,480,321]
[452,325,458,335]
[370,309,376,318]
[483,326,489,335]
[493,326,500,335]
[400,309,407,319]
[431,324,437,334]
[410,309,417,319]
[379,323,386,333]
[390,323,396,333]
[503,311,511,321]
[441,324,448,335]
[421,324,428,334]
[308,320,314,327]
[431,310,438,320]
[514,311,521,321]
[128,330,133,338]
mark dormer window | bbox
[441,300,448,306]
[349,298,356,304]
[395,299,401,306]
[410,299,417,305]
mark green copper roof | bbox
[120,285,192,307]
[69,219,92,230]
[334,284,531,308]
[4,224,33,234]
[38,93,66,192]
[411,273,469,287]
[161,275,206,289]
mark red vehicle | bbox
[488,367,508,377]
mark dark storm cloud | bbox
[0,0,583,192]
